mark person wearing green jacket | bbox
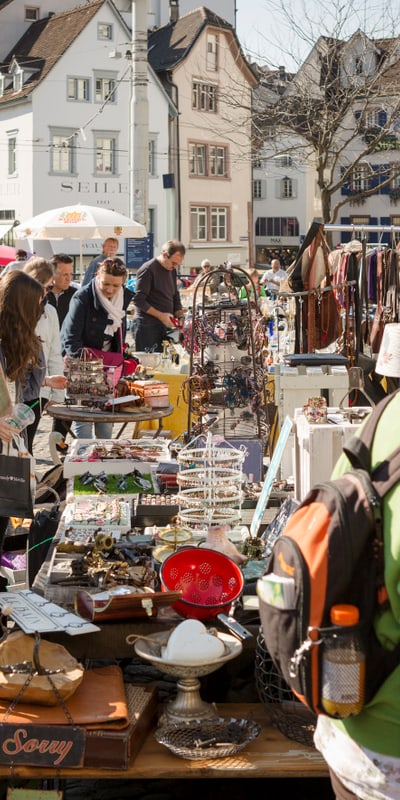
[239,268,266,301]
[314,391,400,799]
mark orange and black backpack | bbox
[259,390,400,718]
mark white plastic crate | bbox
[293,408,363,501]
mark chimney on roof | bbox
[169,1,179,23]
[278,65,286,80]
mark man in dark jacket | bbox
[81,237,119,287]
[133,240,185,352]
[47,254,77,327]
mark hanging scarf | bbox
[94,276,125,336]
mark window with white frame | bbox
[191,205,229,241]
[95,75,117,103]
[275,176,297,198]
[13,71,23,92]
[67,77,90,102]
[94,135,116,174]
[253,179,266,199]
[350,164,369,193]
[7,132,17,175]
[207,34,218,70]
[49,129,76,174]
[365,108,381,128]
[189,144,206,176]
[390,164,400,190]
[25,7,39,21]
[209,145,226,176]
[189,143,228,177]
[274,154,293,167]
[191,206,207,240]
[211,207,228,240]
[97,22,113,40]
[192,81,217,112]
[254,158,264,169]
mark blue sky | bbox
[235,0,400,68]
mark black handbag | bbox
[0,436,34,519]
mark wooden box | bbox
[131,380,170,408]
[84,684,158,769]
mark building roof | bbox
[0,0,103,103]
[148,5,249,74]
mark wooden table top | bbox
[46,403,174,424]
[0,704,327,780]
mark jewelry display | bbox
[182,266,269,441]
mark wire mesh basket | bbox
[255,629,316,748]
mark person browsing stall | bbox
[239,268,267,301]
[0,271,66,454]
[47,254,77,327]
[133,240,185,352]
[260,259,286,296]
[0,271,63,582]
[61,258,133,439]
[46,254,77,451]
[81,237,119,287]
[191,259,219,295]
[23,258,66,452]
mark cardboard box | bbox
[63,437,170,478]
[84,684,158,769]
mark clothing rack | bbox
[324,224,400,234]
[279,280,358,300]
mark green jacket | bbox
[331,393,400,757]
[239,283,266,300]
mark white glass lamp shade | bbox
[376,324,400,377]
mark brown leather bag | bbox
[0,631,83,706]
[303,229,342,351]
[0,664,129,729]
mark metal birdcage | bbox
[65,348,113,405]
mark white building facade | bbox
[0,0,173,266]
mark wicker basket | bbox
[254,629,316,747]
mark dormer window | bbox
[97,23,113,41]
[354,56,363,75]
[25,7,39,22]
[13,71,23,92]
[207,34,218,71]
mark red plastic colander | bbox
[159,547,244,621]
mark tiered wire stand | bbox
[182,266,269,442]
[176,433,245,537]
